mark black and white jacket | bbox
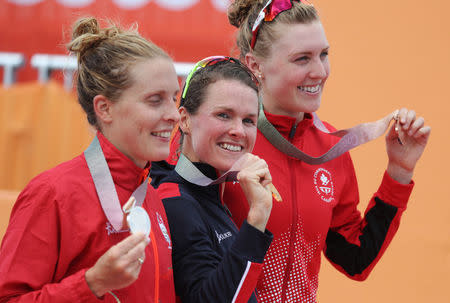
[151,161,273,303]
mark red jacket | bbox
[0,132,175,303]
[223,112,414,303]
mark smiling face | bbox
[257,20,330,119]
[180,79,259,173]
[103,57,180,167]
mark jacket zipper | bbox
[281,125,300,302]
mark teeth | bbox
[219,143,242,152]
[152,131,171,138]
[298,84,320,93]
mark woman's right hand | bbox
[85,232,150,297]
[237,154,273,232]
[385,108,431,184]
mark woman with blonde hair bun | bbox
[224,1,431,302]
[0,17,179,302]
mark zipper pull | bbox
[289,123,297,139]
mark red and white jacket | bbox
[223,112,414,303]
[0,132,175,303]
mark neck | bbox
[99,129,148,169]
[181,139,199,164]
[261,92,305,121]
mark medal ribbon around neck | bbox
[175,153,282,201]
[84,135,150,234]
[175,153,239,186]
[257,102,400,164]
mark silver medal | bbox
[127,206,151,237]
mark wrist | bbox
[247,204,271,232]
[85,267,107,298]
[387,162,413,184]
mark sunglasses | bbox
[180,56,259,106]
[251,0,312,49]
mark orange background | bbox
[1,0,449,302]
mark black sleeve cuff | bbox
[231,220,273,263]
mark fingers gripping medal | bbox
[123,196,151,237]
[393,109,404,145]
[267,183,282,202]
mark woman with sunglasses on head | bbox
[0,17,179,302]
[224,0,431,302]
[150,56,273,303]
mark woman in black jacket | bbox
[151,56,275,303]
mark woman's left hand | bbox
[236,153,273,232]
[386,108,431,184]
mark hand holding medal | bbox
[386,108,431,184]
[236,153,274,232]
[231,153,282,202]
[123,196,151,238]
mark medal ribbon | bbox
[175,153,239,186]
[84,135,149,232]
[257,103,396,164]
[175,153,282,201]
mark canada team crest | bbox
[313,168,335,203]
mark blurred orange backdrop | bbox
[1,0,449,302]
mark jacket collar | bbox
[175,161,221,202]
[264,111,314,139]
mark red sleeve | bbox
[324,154,414,281]
[0,178,101,302]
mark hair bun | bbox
[228,0,262,28]
[72,17,100,39]
[67,17,118,57]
